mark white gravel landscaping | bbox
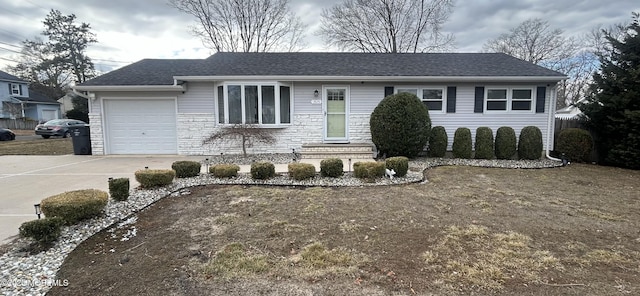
[0,156,562,296]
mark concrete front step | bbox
[300,143,374,159]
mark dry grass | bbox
[0,138,72,155]
[49,164,640,296]
[422,225,560,291]
[203,243,269,279]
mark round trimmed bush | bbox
[370,92,431,158]
[428,126,448,157]
[385,156,409,177]
[353,161,386,180]
[171,161,201,178]
[210,164,240,178]
[320,158,343,177]
[288,163,316,180]
[108,178,130,201]
[19,217,65,245]
[518,126,543,160]
[40,189,109,225]
[495,127,517,160]
[556,128,593,163]
[452,128,472,159]
[135,169,176,188]
[474,127,494,159]
[251,162,275,180]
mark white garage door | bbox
[104,99,177,154]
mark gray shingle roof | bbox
[80,52,566,86]
[0,70,26,83]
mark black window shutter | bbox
[7,83,11,94]
[19,85,23,96]
[536,86,546,113]
[474,86,484,113]
[446,86,456,113]
[384,86,394,97]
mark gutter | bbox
[73,85,186,92]
[173,75,567,83]
[545,83,562,162]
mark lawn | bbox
[0,137,73,155]
[48,164,640,295]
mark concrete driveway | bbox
[0,155,208,244]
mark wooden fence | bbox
[0,119,39,130]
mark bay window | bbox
[217,82,292,125]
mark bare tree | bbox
[483,18,598,109]
[319,0,455,53]
[203,124,276,156]
[169,0,306,52]
[8,37,71,100]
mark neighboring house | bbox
[74,52,566,156]
[58,93,75,116]
[0,70,61,122]
[555,98,586,120]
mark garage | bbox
[104,99,177,154]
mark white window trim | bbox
[216,81,292,127]
[395,86,446,113]
[484,86,535,113]
[10,84,21,96]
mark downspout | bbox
[545,83,561,162]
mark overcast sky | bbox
[0,0,637,73]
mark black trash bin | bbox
[70,125,91,155]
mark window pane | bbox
[487,101,507,110]
[397,88,418,95]
[512,101,532,110]
[217,86,224,124]
[487,89,507,100]
[245,85,258,124]
[424,101,443,111]
[228,85,242,124]
[422,89,442,101]
[327,114,346,138]
[280,86,290,124]
[327,89,345,113]
[261,86,275,124]
[513,89,532,100]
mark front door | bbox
[323,86,349,142]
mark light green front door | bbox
[324,87,348,142]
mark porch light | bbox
[205,158,210,172]
[34,204,41,219]
[314,89,319,97]
[348,158,352,172]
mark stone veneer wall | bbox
[177,113,373,155]
[88,113,104,155]
[90,112,374,155]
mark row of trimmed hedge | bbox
[428,126,545,160]
[249,157,410,181]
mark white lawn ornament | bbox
[385,168,396,179]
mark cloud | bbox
[0,0,637,70]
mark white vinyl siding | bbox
[430,85,551,150]
[177,82,215,113]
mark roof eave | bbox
[175,75,567,83]
[73,85,187,92]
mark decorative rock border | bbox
[0,157,561,296]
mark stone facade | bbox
[90,110,375,156]
[177,113,374,155]
[88,113,104,155]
